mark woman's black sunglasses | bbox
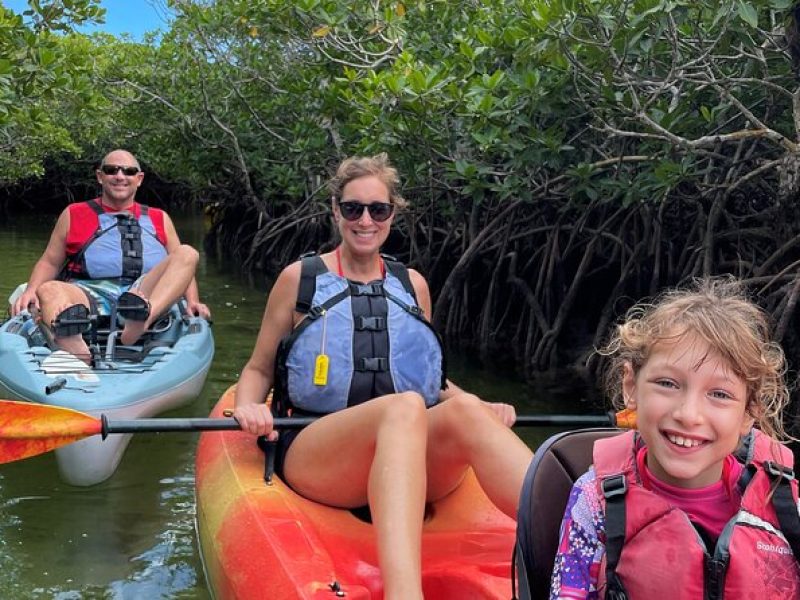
[338,201,394,222]
[100,164,141,176]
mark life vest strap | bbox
[355,357,389,372]
[382,255,417,302]
[355,316,386,331]
[601,474,629,599]
[763,461,800,561]
[295,255,326,314]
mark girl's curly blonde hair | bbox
[327,153,408,209]
[599,277,791,441]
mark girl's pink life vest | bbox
[593,429,800,600]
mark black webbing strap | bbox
[764,461,800,560]
[59,200,112,280]
[355,357,389,371]
[295,255,326,314]
[280,287,352,354]
[119,212,143,282]
[601,474,629,600]
[382,256,417,302]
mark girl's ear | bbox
[740,401,757,436]
[622,361,637,410]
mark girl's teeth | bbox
[667,434,703,448]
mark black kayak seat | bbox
[514,428,623,600]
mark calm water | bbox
[0,212,598,599]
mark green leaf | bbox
[737,1,758,28]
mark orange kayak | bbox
[195,385,517,599]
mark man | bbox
[11,149,211,359]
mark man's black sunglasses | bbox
[100,164,141,176]
[338,201,394,222]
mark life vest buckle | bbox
[307,306,325,319]
[601,474,627,499]
[355,357,388,372]
[350,282,383,296]
[764,460,795,482]
[355,316,386,331]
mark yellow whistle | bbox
[313,354,329,386]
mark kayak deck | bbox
[0,304,214,485]
[195,386,517,599]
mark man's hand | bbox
[186,301,211,320]
[11,288,39,317]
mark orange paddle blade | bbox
[0,400,102,463]
[614,408,637,429]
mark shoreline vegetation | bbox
[2,1,800,434]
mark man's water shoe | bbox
[51,304,92,337]
[116,291,151,321]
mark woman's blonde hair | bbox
[327,153,408,209]
[599,276,791,441]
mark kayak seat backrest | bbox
[515,428,622,600]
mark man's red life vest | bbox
[594,429,800,599]
[63,199,168,283]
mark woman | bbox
[234,153,533,600]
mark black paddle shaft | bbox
[514,414,613,427]
[99,415,315,438]
[99,412,613,439]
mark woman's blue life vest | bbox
[273,255,447,417]
[62,200,168,284]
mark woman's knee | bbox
[438,393,492,435]
[377,391,428,431]
[443,393,485,416]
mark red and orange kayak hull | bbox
[196,385,517,599]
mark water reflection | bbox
[0,427,206,598]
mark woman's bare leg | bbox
[425,393,532,517]
[283,392,428,600]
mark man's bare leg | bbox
[37,281,92,362]
[120,245,199,345]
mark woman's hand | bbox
[485,402,517,427]
[233,403,278,441]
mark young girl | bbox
[549,277,800,599]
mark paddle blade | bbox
[0,400,102,463]
[614,408,637,429]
